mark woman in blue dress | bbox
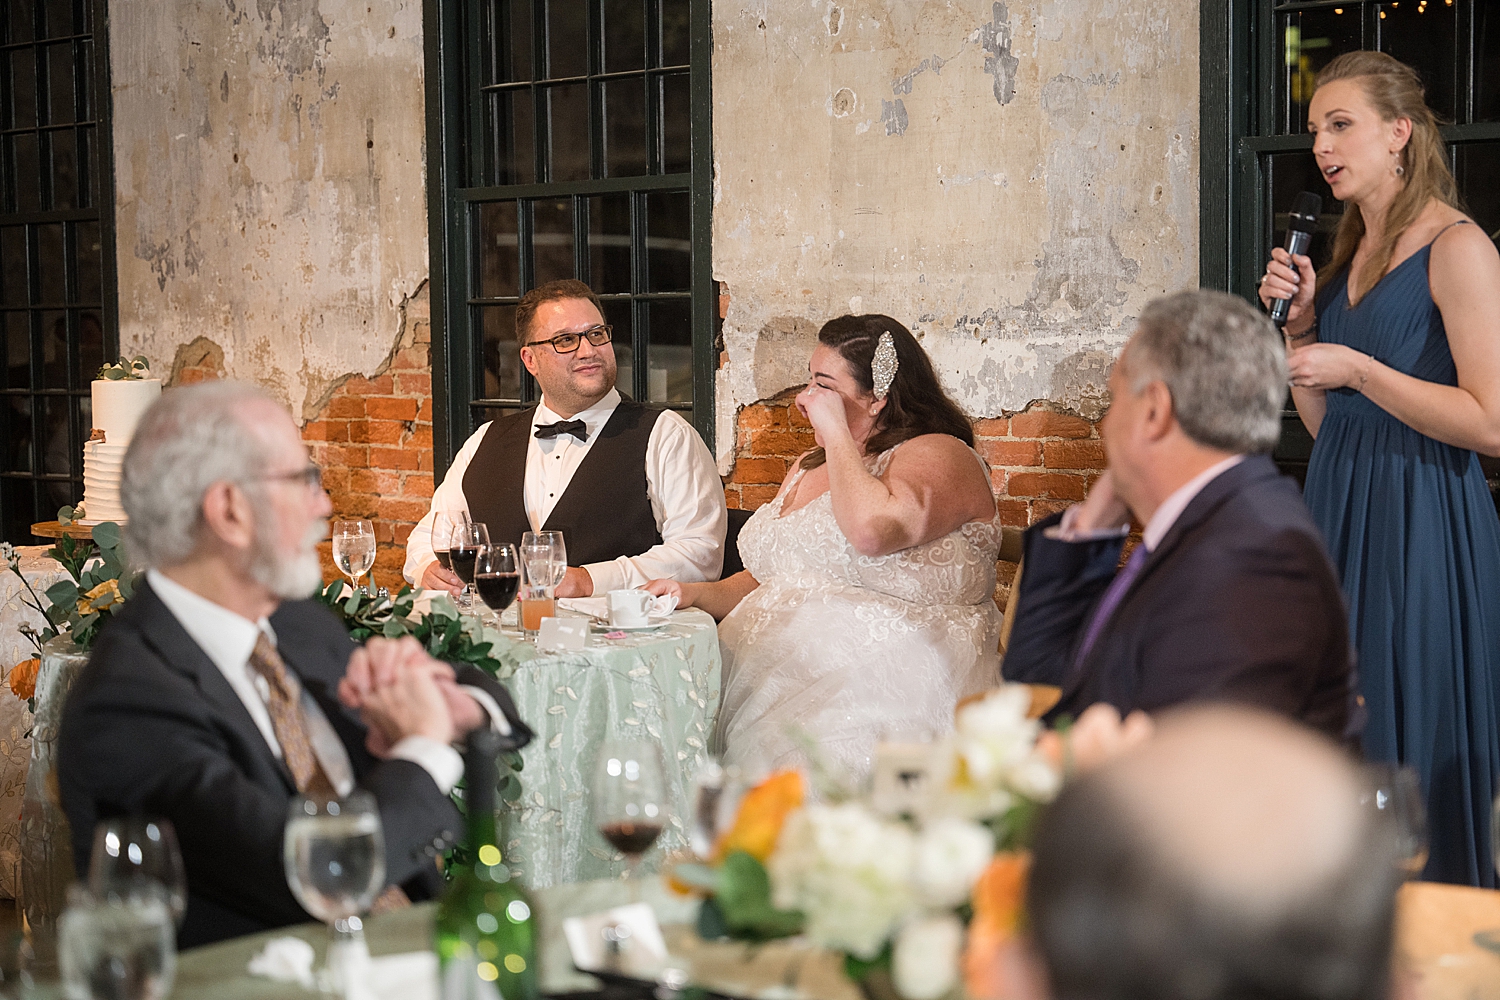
[1259,51,1500,887]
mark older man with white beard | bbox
[57,381,531,948]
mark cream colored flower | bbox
[893,915,963,1000]
[910,819,994,909]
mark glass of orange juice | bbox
[519,531,566,635]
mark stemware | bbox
[1364,763,1429,880]
[88,818,188,928]
[473,542,521,623]
[283,792,385,997]
[331,520,376,597]
[450,522,491,612]
[59,885,175,1000]
[431,511,468,578]
[592,739,667,898]
[519,531,567,633]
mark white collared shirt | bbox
[404,388,727,593]
[147,570,464,794]
[1053,454,1246,554]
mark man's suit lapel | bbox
[131,581,298,792]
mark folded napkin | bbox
[248,938,437,1000]
[559,594,679,621]
[247,936,316,989]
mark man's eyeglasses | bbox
[257,465,323,490]
[525,324,613,355]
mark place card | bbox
[537,616,589,651]
[562,902,668,979]
[871,742,935,817]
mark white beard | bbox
[250,516,328,600]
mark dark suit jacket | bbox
[57,581,533,948]
[1001,456,1358,740]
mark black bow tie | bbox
[534,419,589,442]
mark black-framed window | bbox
[425,0,713,470]
[0,0,117,543]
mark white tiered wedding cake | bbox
[79,377,161,524]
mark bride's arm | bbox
[645,571,759,622]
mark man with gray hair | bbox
[1003,289,1356,739]
[58,381,531,947]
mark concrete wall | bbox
[109,0,428,421]
[712,0,1199,467]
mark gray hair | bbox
[1126,290,1287,455]
[122,381,280,569]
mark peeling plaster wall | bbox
[714,0,1198,464]
[110,0,428,420]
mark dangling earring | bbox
[1393,151,1405,177]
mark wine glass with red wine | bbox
[473,542,520,623]
[449,521,490,611]
[592,739,667,897]
[431,510,467,577]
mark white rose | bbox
[1007,752,1061,802]
[911,818,994,908]
[892,914,963,1000]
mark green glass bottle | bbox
[436,729,538,1000]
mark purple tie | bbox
[1074,544,1149,670]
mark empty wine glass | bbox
[1364,763,1429,880]
[473,542,520,623]
[519,531,567,634]
[592,739,667,900]
[283,792,385,997]
[59,885,175,1000]
[88,818,188,928]
[332,520,376,597]
[450,522,491,612]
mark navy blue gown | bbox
[1304,230,1500,887]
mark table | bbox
[166,879,1500,1000]
[482,608,722,890]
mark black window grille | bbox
[425,0,713,468]
[1203,0,1500,477]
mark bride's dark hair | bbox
[800,314,974,471]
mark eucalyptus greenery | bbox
[97,356,152,380]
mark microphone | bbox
[1268,191,1323,328]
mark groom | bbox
[1002,290,1357,740]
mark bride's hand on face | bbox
[795,383,852,443]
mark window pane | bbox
[660,0,690,67]
[1478,4,1500,123]
[78,38,94,120]
[9,0,35,44]
[531,198,574,284]
[36,223,64,305]
[2,478,38,544]
[480,304,522,399]
[75,123,93,207]
[1268,151,1342,272]
[646,190,690,292]
[601,298,633,389]
[1456,142,1500,250]
[547,0,588,78]
[5,312,30,389]
[38,392,69,472]
[0,227,28,305]
[47,41,74,125]
[40,309,65,388]
[12,48,37,129]
[75,219,100,305]
[647,298,691,403]
[14,134,40,211]
[490,89,536,186]
[473,405,529,429]
[604,77,647,177]
[546,83,590,181]
[603,0,645,73]
[660,71,690,174]
[1379,1,1459,122]
[1278,9,1363,135]
[494,0,533,83]
[588,193,632,293]
[477,201,520,299]
[42,0,73,38]
[51,127,76,209]
[76,309,102,382]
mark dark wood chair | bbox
[721,507,754,578]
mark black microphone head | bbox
[1288,191,1323,234]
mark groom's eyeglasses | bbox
[525,325,613,354]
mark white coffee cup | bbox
[608,589,653,628]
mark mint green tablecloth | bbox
[483,609,722,889]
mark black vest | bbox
[462,400,665,565]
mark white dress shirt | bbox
[147,570,465,794]
[404,388,727,593]
[1053,455,1246,553]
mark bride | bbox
[648,315,1003,785]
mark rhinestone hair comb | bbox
[871,330,899,400]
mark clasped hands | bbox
[337,635,487,758]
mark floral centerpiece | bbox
[672,686,1150,1000]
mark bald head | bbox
[1029,707,1399,1000]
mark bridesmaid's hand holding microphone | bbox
[1259,248,1318,339]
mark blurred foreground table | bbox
[481,607,721,889]
[1397,880,1500,999]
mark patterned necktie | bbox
[1073,543,1150,672]
[534,419,588,441]
[247,633,337,801]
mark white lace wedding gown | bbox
[715,445,1004,786]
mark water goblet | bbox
[332,520,376,597]
[592,739,667,901]
[473,542,520,624]
[59,885,176,1000]
[450,522,490,612]
[283,792,386,997]
[519,531,567,633]
[1363,763,1429,880]
[88,818,188,928]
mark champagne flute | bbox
[1364,763,1429,880]
[332,520,376,597]
[283,792,385,997]
[450,522,490,612]
[519,531,567,634]
[88,818,188,928]
[592,739,667,900]
[473,542,520,623]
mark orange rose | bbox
[713,770,804,863]
[9,658,39,701]
[964,851,1031,1000]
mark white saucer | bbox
[591,621,668,633]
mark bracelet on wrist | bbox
[1356,353,1375,394]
